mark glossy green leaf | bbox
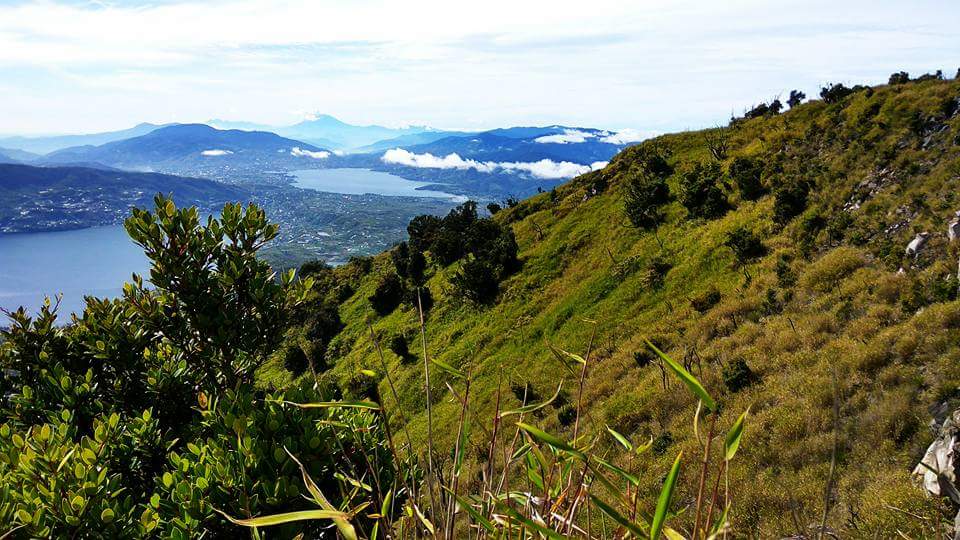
[216,509,347,527]
[724,409,749,461]
[517,422,584,459]
[500,383,563,418]
[590,495,647,537]
[645,339,716,411]
[651,451,683,539]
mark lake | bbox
[1,168,461,321]
[0,225,149,319]
[292,168,461,199]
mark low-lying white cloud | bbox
[382,148,606,179]
[534,129,595,144]
[201,149,233,156]
[599,128,648,144]
[291,147,330,159]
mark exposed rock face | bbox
[948,212,960,242]
[905,232,931,257]
[914,408,960,538]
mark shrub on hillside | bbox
[368,272,405,316]
[388,334,416,364]
[787,89,805,108]
[679,161,730,219]
[728,156,766,200]
[889,71,910,85]
[452,258,501,305]
[723,358,757,392]
[623,169,670,229]
[773,178,811,224]
[283,343,310,376]
[724,226,767,264]
[690,286,722,313]
[820,83,855,104]
[486,202,502,215]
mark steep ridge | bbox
[265,76,960,535]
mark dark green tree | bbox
[678,161,729,219]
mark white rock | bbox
[906,232,931,256]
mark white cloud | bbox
[534,129,595,144]
[381,148,605,179]
[599,128,649,145]
[201,149,233,156]
[291,147,330,159]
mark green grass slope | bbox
[262,77,960,536]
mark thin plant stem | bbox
[693,412,718,539]
[416,287,440,523]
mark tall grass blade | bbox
[215,509,348,527]
[724,409,749,461]
[442,487,496,533]
[501,383,563,418]
[590,494,648,536]
[651,451,683,539]
[284,447,358,540]
[606,425,633,451]
[645,339,716,412]
[517,422,585,460]
[267,399,380,411]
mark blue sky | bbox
[0,0,957,135]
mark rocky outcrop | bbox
[905,232,930,257]
[914,407,960,538]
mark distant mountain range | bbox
[1,117,646,197]
[0,123,174,155]
[40,124,332,180]
[0,163,245,233]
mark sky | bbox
[0,0,958,136]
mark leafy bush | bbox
[283,343,309,376]
[728,156,766,200]
[452,258,501,305]
[787,90,805,108]
[722,358,756,393]
[724,226,767,264]
[773,178,811,225]
[690,287,722,313]
[368,273,405,316]
[820,83,855,104]
[486,202,501,215]
[623,168,670,229]
[678,161,730,219]
[889,71,910,85]
[388,334,415,364]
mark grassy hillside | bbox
[261,76,960,536]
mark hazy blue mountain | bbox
[0,147,41,164]
[275,114,432,151]
[385,127,624,164]
[0,163,246,233]
[354,130,475,154]
[0,123,173,155]
[41,124,333,179]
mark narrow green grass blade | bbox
[284,447,358,540]
[590,495,648,536]
[605,425,633,451]
[431,357,465,378]
[268,399,380,410]
[517,422,585,460]
[499,504,566,540]
[650,451,683,539]
[501,383,563,418]
[593,456,640,486]
[724,408,749,461]
[442,487,496,533]
[216,509,347,527]
[645,339,716,411]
